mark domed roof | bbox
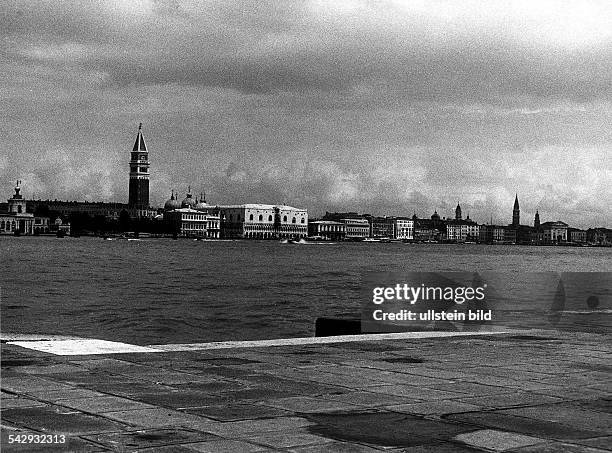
[164,191,181,211]
[181,191,196,208]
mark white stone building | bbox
[219,204,308,239]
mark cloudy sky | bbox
[1,0,611,227]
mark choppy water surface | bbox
[2,237,610,344]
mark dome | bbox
[164,191,181,211]
[181,193,196,208]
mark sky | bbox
[1,0,611,228]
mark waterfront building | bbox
[494,225,506,242]
[163,189,220,238]
[504,227,517,244]
[340,217,370,240]
[49,218,71,236]
[541,221,569,244]
[0,182,50,235]
[587,228,612,245]
[364,215,395,238]
[394,218,414,240]
[568,227,586,244]
[412,211,445,242]
[308,220,345,241]
[478,224,506,244]
[163,208,220,238]
[219,204,307,239]
[446,216,479,242]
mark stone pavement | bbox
[0,330,610,452]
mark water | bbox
[1,237,610,345]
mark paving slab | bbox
[453,391,564,409]
[510,441,612,452]
[500,406,612,433]
[185,403,291,421]
[385,400,482,415]
[367,384,465,400]
[26,388,107,400]
[260,396,360,413]
[446,411,604,440]
[129,390,231,409]
[287,439,383,452]
[0,397,48,409]
[305,411,472,447]
[246,431,334,448]
[453,429,545,451]
[99,407,218,430]
[56,396,157,413]
[201,416,314,435]
[573,436,612,450]
[186,439,272,452]
[82,428,218,450]
[0,406,128,435]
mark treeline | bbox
[33,205,173,236]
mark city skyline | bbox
[1,1,611,229]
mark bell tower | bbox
[128,123,150,210]
[512,194,520,226]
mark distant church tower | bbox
[512,194,520,226]
[128,123,150,210]
[455,203,462,220]
[534,210,540,229]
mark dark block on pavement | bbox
[315,318,361,337]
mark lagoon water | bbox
[2,237,611,345]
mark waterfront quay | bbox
[1,329,610,452]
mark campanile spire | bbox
[128,123,150,211]
[512,193,520,226]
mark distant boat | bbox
[363,238,380,242]
[280,238,307,244]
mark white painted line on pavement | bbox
[7,328,529,356]
[8,339,163,356]
[150,329,520,352]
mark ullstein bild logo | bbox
[361,272,611,333]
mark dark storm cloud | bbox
[3,1,611,101]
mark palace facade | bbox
[219,204,308,239]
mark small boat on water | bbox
[280,238,307,244]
